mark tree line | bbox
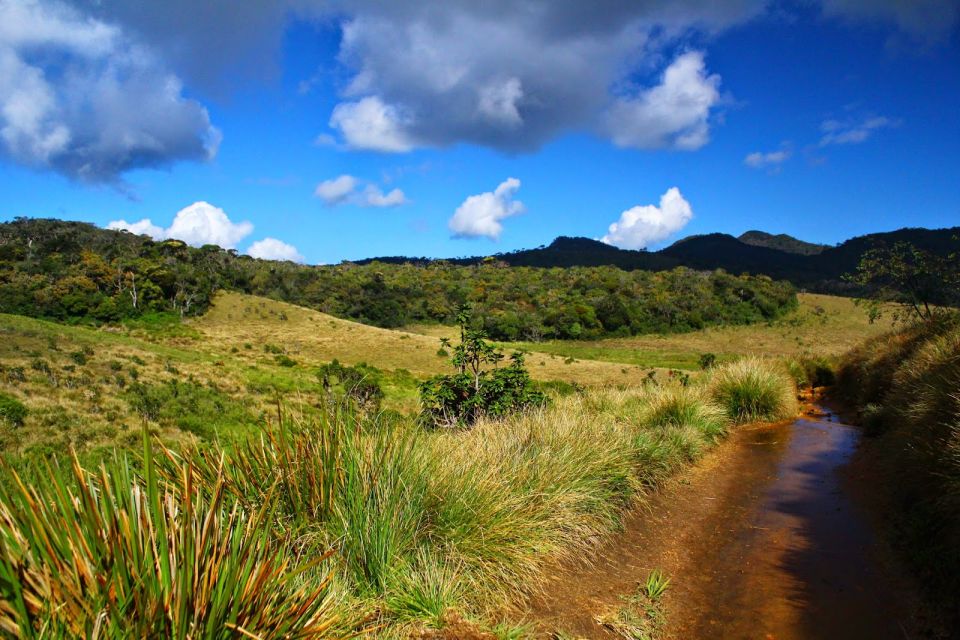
[0,218,798,340]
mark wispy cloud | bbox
[819,115,898,146]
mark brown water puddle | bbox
[522,408,917,639]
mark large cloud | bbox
[322,2,763,152]
[448,177,524,240]
[108,201,253,248]
[820,0,960,44]
[604,51,721,150]
[0,0,219,183]
[601,187,693,250]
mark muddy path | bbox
[521,406,919,639]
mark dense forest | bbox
[359,227,960,298]
[0,218,797,340]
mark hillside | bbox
[737,230,828,255]
[0,217,798,341]
[359,226,959,295]
[0,291,642,460]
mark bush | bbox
[0,394,27,427]
[698,353,717,370]
[709,358,797,424]
[419,308,545,428]
[317,360,384,412]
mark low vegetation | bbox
[836,314,960,628]
[0,357,797,636]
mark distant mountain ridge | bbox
[737,230,828,255]
[353,226,959,295]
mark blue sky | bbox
[0,0,958,265]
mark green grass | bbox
[708,358,798,424]
[836,313,960,628]
[0,358,798,636]
[596,570,671,639]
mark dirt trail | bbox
[522,406,918,639]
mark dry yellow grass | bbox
[190,291,646,387]
[431,293,897,370]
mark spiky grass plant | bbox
[709,357,798,423]
[0,437,343,638]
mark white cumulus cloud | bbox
[315,174,359,205]
[0,0,219,183]
[601,187,693,250]
[604,52,721,151]
[108,201,253,248]
[247,237,305,263]
[328,96,415,152]
[448,178,524,240]
[314,174,408,207]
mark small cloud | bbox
[449,178,524,240]
[361,184,408,207]
[603,52,722,151]
[247,238,305,263]
[745,144,792,172]
[819,115,897,146]
[314,174,409,208]
[108,201,253,248]
[328,96,416,152]
[315,175,359,205]
[601,187,693,250]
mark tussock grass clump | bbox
[709,357,798,424]
[0,441,343,638]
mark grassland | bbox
[408,293,895,370]
[0,356,798,637]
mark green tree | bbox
[849,240,960,322]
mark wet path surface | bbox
[525,408,915,639]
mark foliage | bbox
[0,218,797,339]
[419,308,545,427]
[317,359,384,412]
[125,379,256,439]
[847,239,960,323]
[698,352,717,370]
[0,394,27,427]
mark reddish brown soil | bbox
[519,406,921,639]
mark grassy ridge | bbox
[836,314,960,629]
[0,359,797,637]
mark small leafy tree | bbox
[419,307,545,428]
[848,240,959,323]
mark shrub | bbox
[317,360,384,412]
[709,358,797,423]
[419,308,545,428]
[0,394,27,427]
[698,353,717,370]
[274,354,297,367]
